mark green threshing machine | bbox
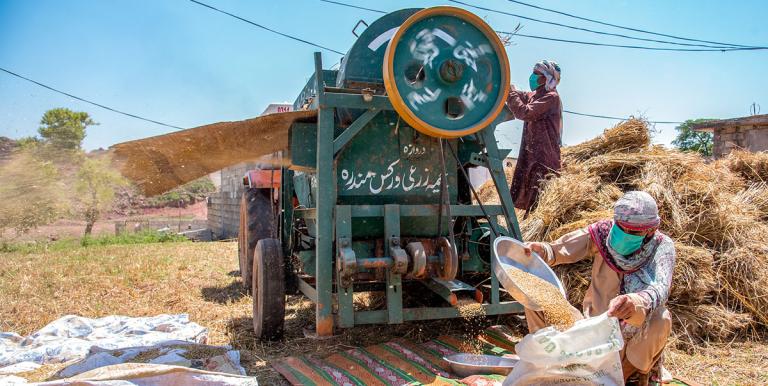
[237,6,524,339]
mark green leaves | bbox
[672,119,714,156]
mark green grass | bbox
[0,230,188,253]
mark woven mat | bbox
[272,325,696,386]
[272,325,518,386]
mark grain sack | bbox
[503,313,624,386]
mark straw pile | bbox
[497,118,768,346]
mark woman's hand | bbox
[523,242,546,259]
[608,295,639,320]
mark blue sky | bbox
[1,0,766,152]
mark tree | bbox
[672,119,713,156]
[0,150,67,236]
[38,108,96,151]
[74,156,127,236]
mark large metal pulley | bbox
[383,6,510,139]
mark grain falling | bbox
[505,267,576,331]
[456,298,486,319]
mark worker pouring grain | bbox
[506,60,563,216]
[523,191,676,385]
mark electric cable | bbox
[450,0,766,50]
[189,0,345,55]
[0,67,184,130]
[504,0,762,49]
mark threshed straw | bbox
[562,118,650,164]
[724,149,768,183]
[715,244,768,326]
[670,244,716,304]
[484,117,768,343]
[671,303,752,346]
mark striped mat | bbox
[272,325,519,386]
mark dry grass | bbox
[725,149,768,183]
[561,118,650,164]
[665,340,768,385]
[0,242,508,384]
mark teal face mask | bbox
[529,73,541,91]
[608,223,645,255]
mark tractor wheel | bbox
[238,188,273,291]
[252,238,285,340]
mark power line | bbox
[504,0,761,49]
[0,67,185,130]
[316,0,764,52]
[188,0,345,55]
[318,0,385,14]
[449,0,765,50]
[563,109,681,124]
[501,31,764,52]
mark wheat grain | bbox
[505,267,575,331]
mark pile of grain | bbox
[489,118,768,347]
[505,267,576,331]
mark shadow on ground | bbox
[201,280,247,304]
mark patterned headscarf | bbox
[613,191,661,231]
[533,60,561,91]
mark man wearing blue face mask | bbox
[506,60,563,214]
[523,191,676,385]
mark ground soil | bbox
[1,241,766,385]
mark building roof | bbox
[691,114,768,132]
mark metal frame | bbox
[304,53,523,336]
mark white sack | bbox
[504,313,625,386]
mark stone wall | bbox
[207,162,260,240]
[713,125,768,158]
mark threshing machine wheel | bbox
[252,238,286,340]
[383,6,510,139]
[238,188,273,291]
[436,237,458,280]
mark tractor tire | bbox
[252,238,286,340]
[238,188,273,291]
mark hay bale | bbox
[547,210,613,242]
[733,183,768,220]
[635,161,689,238]
[670,303,752,345]
[562,118,650,164]
[474,166,515,205]
[725,150,768,183]
[715,244,768,326]
[571,146,701,188]
[683,191,768,250]
[670,244,716,304]
[520,172,603,241]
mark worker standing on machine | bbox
[506,60,562,215]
